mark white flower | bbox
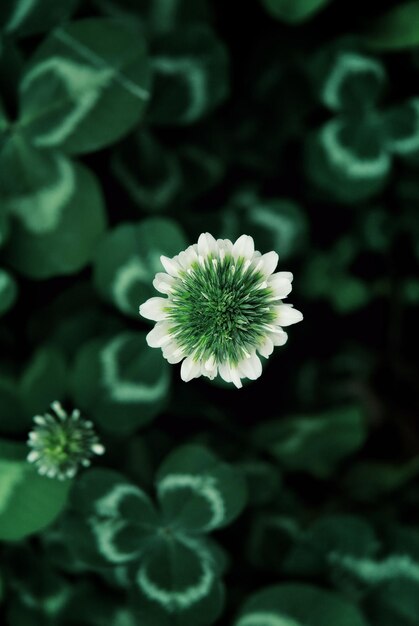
[139,233,303,389]
[27,402,105,480]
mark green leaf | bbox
[0,439,71,541]
[239,460,282,507]
[156,445,247,533]
[305,117,390,203]
[71,468,158,565]
[383,99,419,157]
[148,25,229,125]
[18,18,151,154]
[72,332,171,434]
[260,0,332,23]
[344,457,419,502]
[0,138,107,278]
[112,131,183,212]
[283,515,379,580]
[1,0,79,37]
[93,218,187,317]
[0,268,17,316]
[365,2,419,50]
[234,583,369,626]
[0,373,22,435]
[367,579,419,626]
[314,48,386,111]
[253,405,367,478]
[133,535,224,626]
[223,192,308,260]
[301,239,370,313]
[19,347,67,416]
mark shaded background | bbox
[1,0,419,625]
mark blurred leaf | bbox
[1,0,79,36]
[305,119,390,203]
[223,192,308,260]
[365,2,419,50]
[367,579,419,626]
[72,332,171,434]
[19,347,67,416]
[0,439,71,541]
[239,460,282,507]
[93,218,187,317]
[344,457,419,502]
[283,515,379,580]
[383,99,419,157]
[0,138,107,278]
[260,0,332,23]
[253,405,367,478]
[0,268,17,315]
[112,132,183,213]
[149,25,229,125]
[18,18,151,154]
[156,444,247,532]
[312,47,386,111]
[234,583,369,626]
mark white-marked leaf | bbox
[0,268,17,316]
[156,445,247,532]
[1,0,79,37]
[234,583,368,626]
[260,0,332,24]
[1,143,106,278]
[72,332,170,434]
[69,469,158,566]
[0,439,71,541]
[305,119,390,203]
[111,131,183,213]
[100,0,212,36]
[149,25,229,125]
[283,515,378,580]
[383,99,419,157]
[315,49,386,111]
[253,405,367,478]
[93,218,187,317]
[133,535,224,626]
[223,192,308,260]
[19,18,151,154]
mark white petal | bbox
[152,272,177,294]
[180,356,202,382]
[197,233,218,257]
[139,297,169,321]
[160,255,181,277]
[218,362,232,383]
[232,234,255,260]
[268,275,293,299]
[238,353,262,380]
[272,329,288,346]
[229,365,243,389]
[177,245,198,269]
[276,304,303,326]
[162,341,185,364]
[258,336,274,358]
[216,238,233,256]
[275,271,293,283]
[256,251,278,277]
[146,322,172,348]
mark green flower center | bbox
[167,255,277,364]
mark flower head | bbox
[139,233,303,388]
[27,402,105,480]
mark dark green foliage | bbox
[0,1,418,625]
